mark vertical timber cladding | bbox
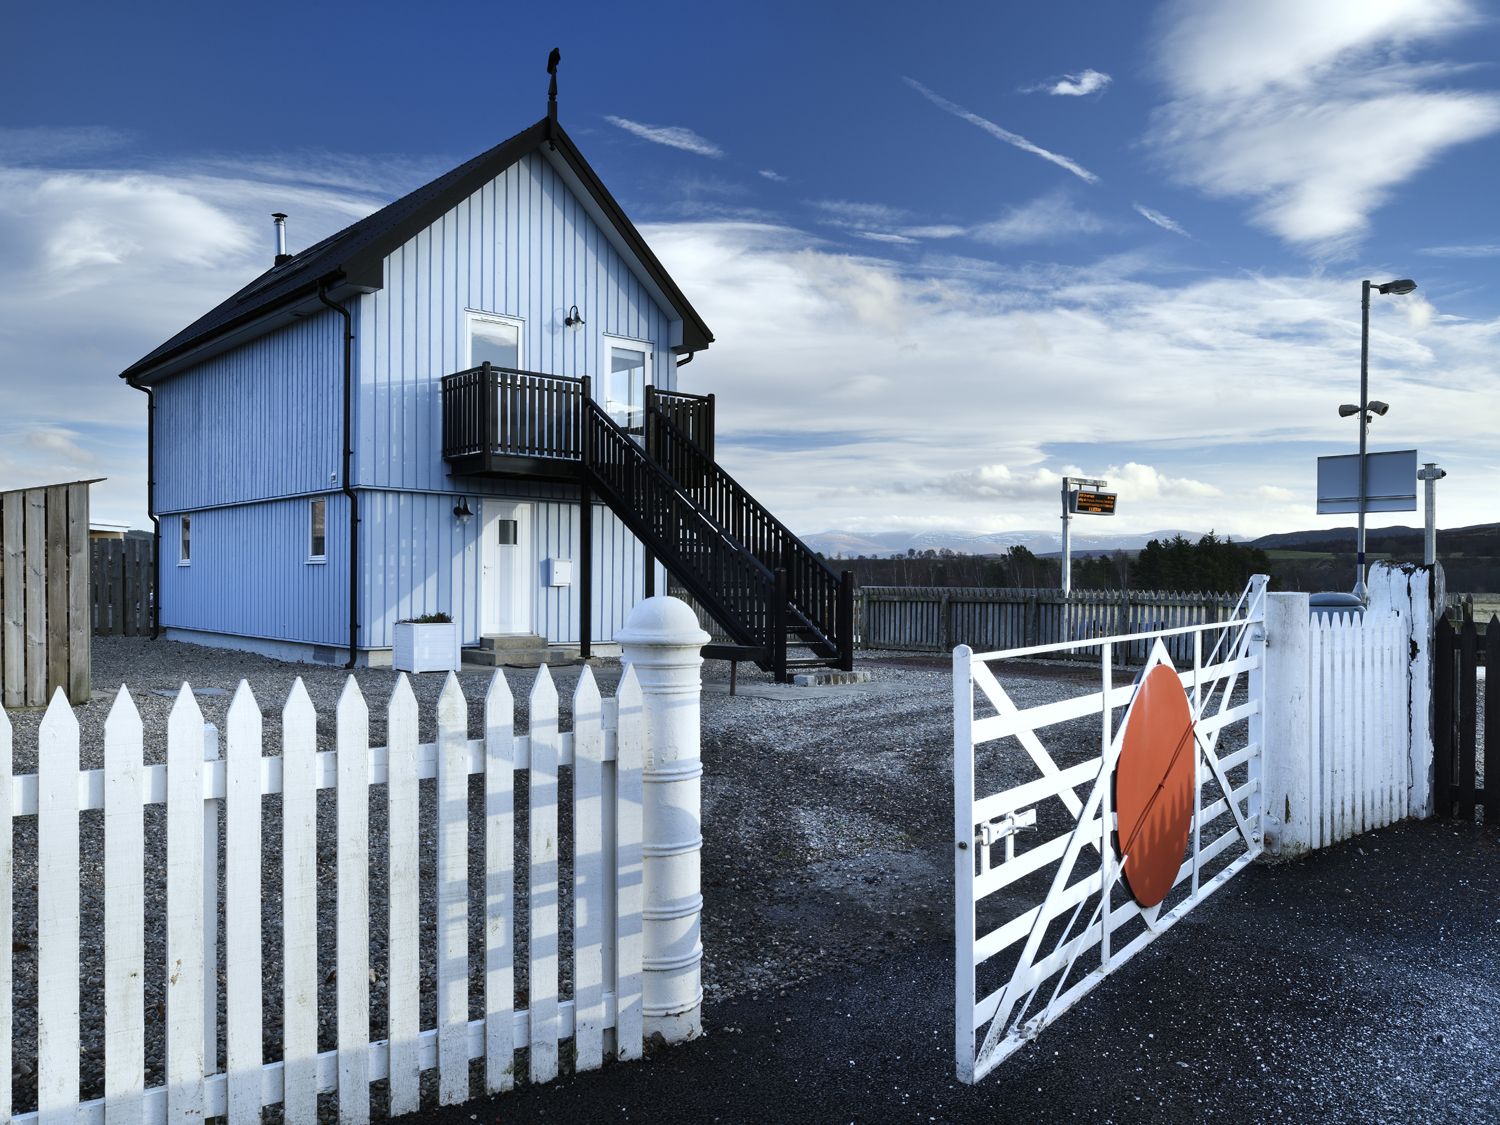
[0,480,96,706]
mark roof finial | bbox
[547,48,561,126]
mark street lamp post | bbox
[1349,277,1416,599]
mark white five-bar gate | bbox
[954,576,1268,1081]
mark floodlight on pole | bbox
[1351,277,1417,600]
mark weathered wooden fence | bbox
[1434,614,1495,824]
[90,538,154,637]
[1,666,659,1123]
[0,481,93,707]
[857,587,1238,663]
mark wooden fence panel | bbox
[24,492,46,707]
[66,485,90,703]
[1434,614,1493,824]
[1,495,23,708]
[0,483,94,706]
[91,538,154,639]
[853,586,1237,660]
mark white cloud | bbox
[812,200,969,245]
[1038,69,1113,97]
[1420,243,1500,258]
[0,157,385,526]
[1132,203,1191,238]
[0,125,131,163]
[855,231,919,245]
[903,77,1101,183]
[643,220,1500,537]
[4,143,1496,541]
[1149,0,1500,253]
[603,115,723,158]
[758,168,788,182]
[975,193,1108,244]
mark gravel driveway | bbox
[4,637,1108,1114]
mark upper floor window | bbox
[468,312,522,371]
[179,515,191,566]
[603,337,652,433]
[308,498,327,562]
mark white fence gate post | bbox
[1262,592,1312,858]
[1367,561,1442,818]
[617,596,710,1044]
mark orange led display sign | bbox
[1070,490,1117,515]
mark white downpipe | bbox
[617,596,710,1043]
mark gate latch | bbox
[978,810,1038,867]
[979,809,1037,846]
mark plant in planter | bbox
[393,612,460,673]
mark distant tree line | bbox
[823,532,1270,595]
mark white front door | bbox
[480,500,533,635]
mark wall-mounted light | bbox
[564,304,585,328]
[453,498,474,523]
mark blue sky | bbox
[3,0,1499,540]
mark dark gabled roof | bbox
[119,116,713,383]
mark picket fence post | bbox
[616,596,710,1044]
[1261,592,1312,858]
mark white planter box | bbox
[393,621,460,674]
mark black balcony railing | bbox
[441,363,587,462]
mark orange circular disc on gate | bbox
[1113,664,1196,908]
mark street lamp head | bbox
[1338,404,1361,417]
[1376,278,1417,296]
[1367,400,1390,416]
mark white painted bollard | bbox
[616,596,709,1044]
[1261,592,1312,858]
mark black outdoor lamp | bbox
[564,304,585,328]
[453,497,474,523]
[1349,277,1417,599]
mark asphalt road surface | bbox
[415,819,1500,1124]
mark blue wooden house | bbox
[120,82,853,679]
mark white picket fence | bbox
[0,664,648,1124]
[1308,612,1411,847]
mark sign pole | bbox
[1356,280,1371,599]
[1060,480,1073,596]
[1059,476,1112,595]
[1418,462,1446,566]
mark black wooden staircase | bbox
[585,390,853,681]
[440,363,855,681]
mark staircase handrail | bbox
[584,400,781,651]
[645,401,844,645]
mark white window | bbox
[601,336,653,432]
[466,311,523,370]
[308,498,327,562]
[179,515,191,566]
